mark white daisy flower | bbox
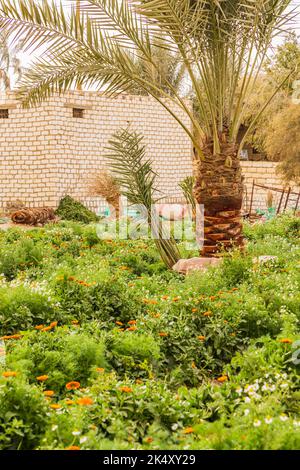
[280,415,288,422]
[51,425,58,432]
[253,419,261,427]
[80,436,88,444]
[72,431,81,436]
[265,416,273,424]
[244,409,250,416]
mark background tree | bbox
[0,0,295,257]
[0,30,21,90]
[243,35,300,183]
[264,104,300,184]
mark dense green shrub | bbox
[56,195,99,224]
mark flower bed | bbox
[0,214,299,450]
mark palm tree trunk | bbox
[194,137,244,257]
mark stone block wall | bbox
[0,91,193,212]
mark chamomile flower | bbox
[265,416,273,424]
[253,419,261,427]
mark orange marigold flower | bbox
[183,427,194,434]
[203,311,212,317]
[161,295,169,300]
[41,326,52,332]
[50,404,61,410]
[191,362,196,369]
[279,338,293,344]
[153,313,160,318]
[198,335,206,341]
[172,297,180,302]
[1,334,22,340]
[191,308,198,313]
[115,321,123,326]
[77,397,93,406]
[127,326,137,331]
[128,320,137,325]
[120,386,133,393]
[43,390,55,397]
[209,296,217,301]
[68,276,75,281]
[128,283,135,287]
[66,381,80,390]
[231,287,238,291]
[158,332,168,337]
[217,375,228,383]
[35,325,44,330]
[36,375,49,382]
[96,367,105,373]
[65,399,75,405]
[50,321,58,328]
[2,371,17,378]
[65,446,80,451]
[145,437,153,443]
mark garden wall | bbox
[241,161,300,213]
[0,90,299,215]
[0,91,193,212]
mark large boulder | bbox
[172,257,223,274]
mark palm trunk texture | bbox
[194,138,244,257]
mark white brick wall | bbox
[0,91,193,211]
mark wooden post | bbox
[277,188,285,215]
[294,191,300,214]
[249,180,255,217]
[283,187,291,212]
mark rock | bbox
[172,257,223,274]
[253,255,278,264]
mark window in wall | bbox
[73,108,84,118]
[0,109,9,119]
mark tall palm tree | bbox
[0,0,295,255]
[0,30,21,90]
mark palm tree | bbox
[0,30,21,90]
[0,0,295,255]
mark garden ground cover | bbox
[0,214,299,450]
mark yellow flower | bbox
[217,375,228,383]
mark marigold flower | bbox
[191,362,196,369]
[120,386,133,393]
[128,283,135,287]
[153,313,160,318]
[115,321,123,326]
[96,367,105,374]
[279,338,293,344]
[65,446,80,450]
[183,427,194,434]
[191,308,197,313]
[50,321,58,328]
[145,437,153,443]
[77,397,93,406]
[161,295,169,300]
[66,381,80,390]
[2,371,17,378]
[217,375,228,383]
[128,320,137,325]
[1,334,22,340]
[36,375,49,382]
[41,326,52,332]
[127,326,137,331]
[203,311,212,317]
[65,399,75,405]
[198,335,206,341]
[68,276,75,281]
[43,390,55,397]
[35,325,44,330]
[50,404,61,410]
[158,332,168,337]
[172,297,180,302]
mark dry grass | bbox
[88,170,121,216]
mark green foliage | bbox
[56,195,99,224]
[0,215,298,449]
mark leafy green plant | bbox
[56,195,98,224]
[106,128,180,268]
